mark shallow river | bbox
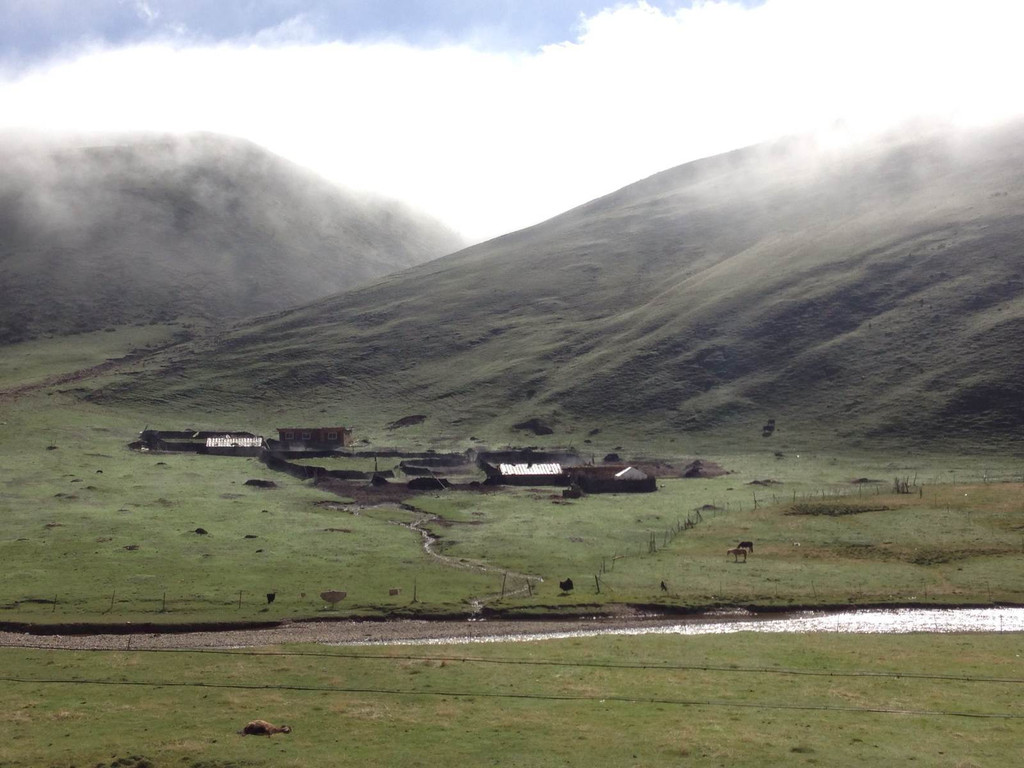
[369,607,1024,647]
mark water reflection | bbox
[366,607,1024,647]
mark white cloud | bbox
[2,0,1023,241]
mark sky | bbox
[2,0,1023,242]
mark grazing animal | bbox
[559,578,574,592]
[727,547,747,563]
[239,720,291,736]
[660,580,668,592]
[737,541,754,552]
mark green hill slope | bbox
[0,133,463,342]
[95,121,1024,449]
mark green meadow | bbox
[0,632,1021,767]
[2,359,1021,625]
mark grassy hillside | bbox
[0,133,463,342]
[91,120,1024,449]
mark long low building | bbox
[276,427,353,447]
[480,461,568,486]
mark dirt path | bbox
[395,505,543,608]
[0,337,185,404]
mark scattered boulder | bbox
[603,453,621,462]
[193,527,208,535]
[244,534,258,539]
[244,479,277,489]
[681,459,729,478]
[386,414,426,429]
[513,418,554,436]
[320,590,347,605]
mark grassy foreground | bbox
[0,632,1021,767]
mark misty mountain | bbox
[0,133,463,342]
[96,120,1024,448]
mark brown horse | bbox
[727,547,747,562]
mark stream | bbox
[357,606,1024,646]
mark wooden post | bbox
[413,578,418,603]
[161,592,166,612]
[52,594,57,613]
[594,575,600,594]
[501,573,507,598]
[238,590,243,609]
[108,591,116,613]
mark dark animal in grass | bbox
[660,581,668,592]
[727,547,747,562]
[559,578,574,592]
[239,720,291,736]
[737,541,754,552]
[266,593,276,605]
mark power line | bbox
[0,675,1019,720]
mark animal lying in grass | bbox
[239,720,292,736]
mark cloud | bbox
[2,0,1022,241]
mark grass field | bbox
[2,372,1021,625]
[0,632,1021,767]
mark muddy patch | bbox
[387,414,426,429]
[787,503,890,517]
[681,459,729,478]
[513,417,554,436]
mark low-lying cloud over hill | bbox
[0,133,463,342]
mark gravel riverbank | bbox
[0,615,685,651]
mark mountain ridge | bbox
[91,121,1024,449]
